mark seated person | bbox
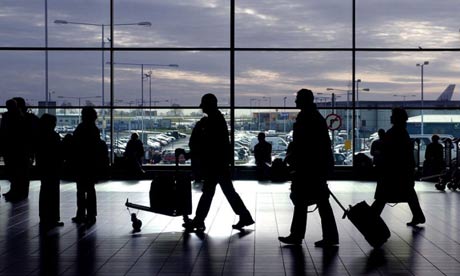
[254,132,272,181]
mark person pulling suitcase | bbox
[278,89,339,247]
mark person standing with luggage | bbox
[278,88,339,247]
[371,107,426,226]
[182,93,255,232]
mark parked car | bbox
[161,150,186,164]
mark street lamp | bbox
[57,95,102,107]
[57,95,102,123]
[393,94,417,107]
[416,61,429,135]
[144,71,153,129]
[283,96,287,133]
[262,96,271,129]
[54,20,152,107]
[109,62,178,141]
[55,19,151,140]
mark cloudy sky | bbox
[1,0,460,107]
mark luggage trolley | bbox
[435,138,460,191]
[125,150,192,232]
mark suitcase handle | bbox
[328,187,349,219]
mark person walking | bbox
[371,107,426,227]
[182,93,255,232]
[278,88,339,247]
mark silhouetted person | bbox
[72,107,108,225]
[254,132,272,181]
[1,98,31,202]
[124,132,145,176]
[1,99,23,201]
[371,129,385,168]
[423,134,444,177]
[279,89,339,247]
[37,113,64,229]
[182,93,254,231]
[13,97,39,200]
[371,107,425,227]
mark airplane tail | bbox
[436,84,455,101]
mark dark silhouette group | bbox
[0,100,108,230]
[0,91,426,242]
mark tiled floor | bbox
[0,179,459,275]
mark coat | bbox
[286,106,333,203]
[189,110,232,178]
[375,125,415,203]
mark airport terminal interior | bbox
[2,0,460,275]
[2,179,460,276]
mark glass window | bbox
[236,0,352,48]
[356,52,459,108]
[114,1,230,47]
[113,51,230,107]
[236,51,352,107]
[0,1,45,47]
[0,52,45,105]
[48,1,110,48]
[357,0,460,48]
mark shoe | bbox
[314,240,339,248]
[182,219,206,232]
[406,217,426,227]
[71,216,86,224]
[55,221,65,227]
[86,217,96,226]
[278,236,302,245]
[232,217,255,230]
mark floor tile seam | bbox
[271,191,290,276]
[158,194,227,276]
[387,204,460,266]
[389,231,446,276]
[123,214,177,276]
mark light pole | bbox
[250,98,262,130]
[54,20,152,140]
[109,62,178,142]
[393,94,417,107]
[416,61,429,135]
[283,96,287,133]
[354,80,371,150]
[144,71,153,129]
[262,96,271,129]
[54,20,151,107]
[57,95,102,107]
[57,95,102,123]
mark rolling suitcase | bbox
[329,190,391,248]
[125,154,192,232]
[148,168,192,216]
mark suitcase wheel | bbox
[131,213,142,232]
[435,183,446,191]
